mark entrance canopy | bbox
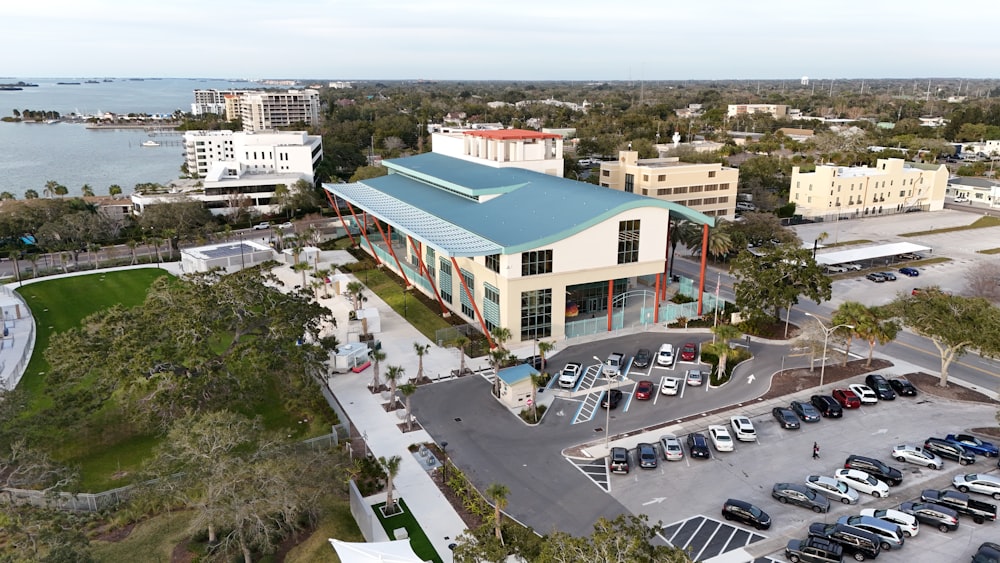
[814,242,931,266]
[328,539,424,563]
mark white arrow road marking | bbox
[747,374,756,384]
[643,497,666,506]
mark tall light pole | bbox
[805,312,854,387]
[594,355,619,448]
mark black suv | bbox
[721,499,771,530]
[844,455,903,486]
[865,374,896,400]
[808,522,881,561]
[633,348,652,368]
[687,432,711,459]
[810,395,843,418]
[972,542,1000,563]
[889,377,917,397]
[924,437,976,465]
[785,536,843,563]
[609,447,630,474]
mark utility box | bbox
[332,342,370,373]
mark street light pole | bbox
[594,355,618,449]
[805,313,854,387]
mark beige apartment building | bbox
[598,151,739,218]
[727,104,789,118]
[789,158,948,220]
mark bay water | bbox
[0,77,259,197]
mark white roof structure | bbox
[328,539,423,563]
[814,242,931,265]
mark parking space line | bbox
[653,375,665,405]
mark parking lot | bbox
[586,388,1000,562]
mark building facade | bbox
[431,129,565,177]
[323,153,714,346]
[239,89,320,132]
[598,151,739,218]
[191,89,246,116]
[947,177,1000,207]
[727,104,789,118]
[789,158,948,220]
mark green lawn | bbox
[978,248,1000,255]
[900,215,1000,237]
[372,498,441,563]
[823,239,872,247]
[354,267,452,343]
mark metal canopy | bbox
[814,242,931,265]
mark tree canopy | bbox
[731,244,832,330]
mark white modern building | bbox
[240,89,320,132]
[431,129,565,177]
[133,130,322,216]
[191,89,247,116]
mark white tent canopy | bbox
[814,242,931,265]
[328,539,424,563]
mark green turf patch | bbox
[900,215,1000,237]
[823,239,872,247]
[977,248,1000,255]
[372,498,441,563]
[352,267,452,342]
[909,257,951,266]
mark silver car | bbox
[953,473,1000,500]
[771,482,830,513]
[805,475,860,505]
[892,444,943,469]
[659,434,684,461]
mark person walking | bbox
[812,442,820,460]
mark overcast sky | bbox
[6,0,995,80]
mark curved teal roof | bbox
[324,153,714,258]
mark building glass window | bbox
[708,170,716,178]
[624,173,635,193]
[483,283,500,333]
[602,170,610,177]
[426,248,436,280]
[617,220,640,264]
[657,188,671,195]
[485,253,500,273]
[689,185,703,193]
[460,269,475,318]
[439,258,452,303]
[521,250,553,276]
[520,289,552,340]
[657,174,666,181]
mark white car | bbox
[843,263,863,271]
[685,369,704,387]
[954,196,969,203]
[805,475,859,505]
[848,383,879,405]
[659,434,684,461]
[824,264,847,274]
[892,444,943,469]
[729,416,757,442]
[557,362,583,389]
[276,221,294,230]
[860,508,919,537]
[953,473,1000,500]
[834,468,889,498]
[251,222,270,230]
[707,425,734,452]
[656,343,675,367]
[660,377,680,396]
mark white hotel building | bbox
[190,89,321,133]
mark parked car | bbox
[772,482,831,513]
[825,264,847,274]
[899,253,924,260]
[659,434,684,461]
[773,407,801,429]
[866,272,886,282]
[276,221,294,230]
[843,263,863,271]
[791,400,822,422]
[860,508,919,537]
[836,515,904,551]
[844,455,903,486]
[679,342,698,362]
[832,388,861,409]
[888,377,917,397]
[806,475,860,505]
[810,395,843,418]
[601,389,623,409]
[880,271,897,281]
[252,222,270,230]
[609,447,629,474]
[972,542,1000,563]
[634,380,654,400]
[954,196,970,203]
[945,433,999,457]
[785,536,843,563]
[687,432,711,459]
[920,488,997,523]
[924,437,976,465]
[721,499,771,530]
[730,416,757,442]
[660,377,680,395]
[637,442,657,469]
[848,384,879,405]
[864,374,896,400]
[708,425,734,452]
[807,522,881,561]
[602,352,624,377]
[953,473,1000,500]
[892,444,944,469]
[633,348,652,368]
[834,469,889,498]
[656,343,675,367]
[685,369,704,386]
[898,267,919,277]
[898,501,960,532]
[557,362,583,389]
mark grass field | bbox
[900,215,1000,237]
[372,498,441,563]
[353,267,452,343]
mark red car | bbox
[635,380,654,400]
[832,388,861,409]
[680,342,698,362]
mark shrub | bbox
[671,293,695,304]
[518,404,547,424]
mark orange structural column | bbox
[697,223,709,316]
[653,273,661,323]
[606,280,613,332]
[662,218,672,300]
[327,193,357,247]
[373,220,411,288]
[452,257,494,349]
[408,236,449,316]
[346,202,380,265]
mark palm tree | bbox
[705,220,735,259]
[854,307,900,367]
[315,268,332,298]
[413,342,429,381]
[832,301,870,366]
[292,261,311,289]
[24,189,38,199]
[537,340,554,373]
[709,324,743,377]
[127,239,138,265]
[43,180,58,199]
[385,365,405,410]
[81,184,94,197]
[399,383,417,431]
[529,372,546,422]
[0,192,14,201]
[491,326,512,351]
[346,281,365,311]
[489,348,508,398]
[454,335,470,376]
[485,482,510,544]
[370,349,386,391]
[108,184,122,197]
[380,455,402,515]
